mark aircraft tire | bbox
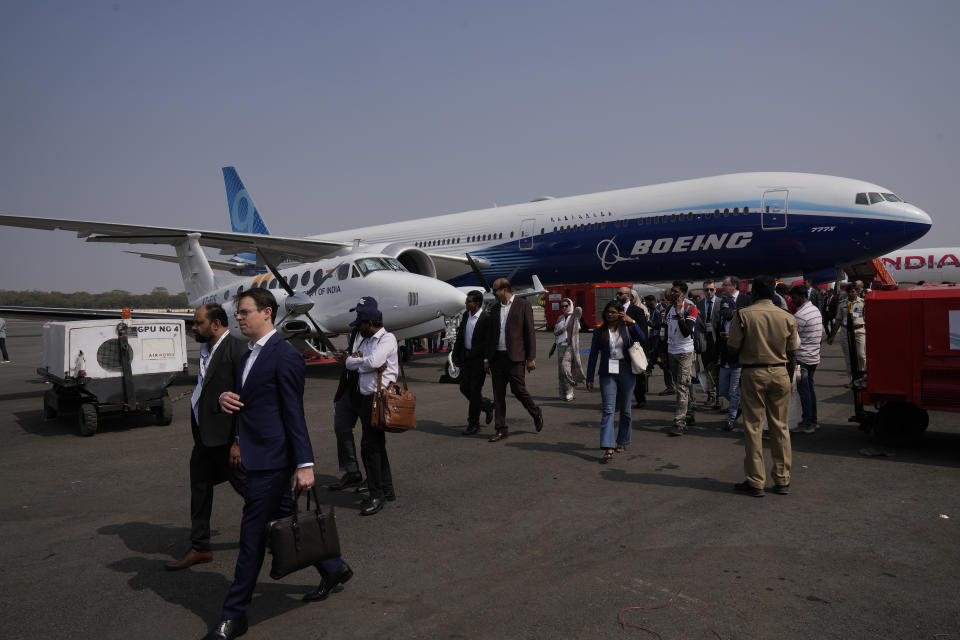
[79,403,98,437]
[445,355,461,382]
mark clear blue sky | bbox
[1,0,957,293]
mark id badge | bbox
[852,311,861,318]
[608,358,620,375]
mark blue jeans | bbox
[797,363,818,426]
[718,366,741,422]
[599,368,635,448]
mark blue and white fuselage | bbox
[318,172,931,285]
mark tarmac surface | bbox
[1,315,959,639]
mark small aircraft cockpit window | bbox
[855,193,869,205]
[385,258,407,272]
[335,263,350,280]
[882,193,903,202]
[355,257,391,276]
[869,192,884,204]
[351,265,361,278]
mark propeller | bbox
[256,248,338,353]
[464,252,492,293]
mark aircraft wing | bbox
[124,250,262,273]
[0,214,352,263]
[0,306,194,321]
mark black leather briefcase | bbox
[265,487,341,580]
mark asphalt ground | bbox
[1,315,958,640]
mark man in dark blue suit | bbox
[206,289,351,640]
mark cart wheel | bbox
[79,403,98,437]
[156,392,173,426]
[42,389,58,421]
[874,402,928,446]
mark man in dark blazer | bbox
[722,275,753,310]
[483,278,544,442]
[696,280,721,409]
[208,289,350,640]
[616,286,649,407]
[452,290,495,435]
[166,303,247,571]
[805,278,826,314]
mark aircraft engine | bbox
[365,243,438,279]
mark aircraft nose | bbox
[902,203,932,243]
[420,276,468,317]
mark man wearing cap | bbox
[327,298,377,492]
[483,278,544,442]
[827,283,866,387]
[345,298,399,516]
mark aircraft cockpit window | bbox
[855,193,869,205]
[351,265,361,278]
[882,193,903,202]
[355,257,391,276]
[385,258,407,272]
[868,192,884,204]
[335,263,350,280]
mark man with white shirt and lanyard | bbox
[696,280,721,410]
[167,303,247,571]
[210,289,350,640]
[344,297,399,516]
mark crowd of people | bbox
[171,274,866,639]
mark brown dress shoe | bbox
[488,431,508,442]
[165,548,213,571]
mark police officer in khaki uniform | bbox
[726,275,798,497]
[827,283,866,387]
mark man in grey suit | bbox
[484,278,544,442]
[167,303,247,570]
[696,280,721,409]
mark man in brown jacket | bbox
[484,278,544,442]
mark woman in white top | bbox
[585,301,646,463]
[553,298,585,400]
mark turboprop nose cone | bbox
[422,276,469,316]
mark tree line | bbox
[0,287,189,309]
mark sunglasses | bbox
[704,287,716,292]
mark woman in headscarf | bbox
[554,298,585,400]
[585,300,646,463]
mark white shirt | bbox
[192,331,230,422]
[464,308,482,350]
[666,302,696,355]
[555,315,568,346]
[241,329,276,388]
[607,328,624,360]
[345,327,399,395]
[497,296,514,352]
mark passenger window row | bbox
[415,232,504,248]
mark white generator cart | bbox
[38,318,189,436]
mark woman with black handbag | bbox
[584,301,646,463]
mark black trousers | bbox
[333,392,361,474]
[359,394,394,500]
[189,443,246,552]
[458,358,492,426]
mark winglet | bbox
[222,167,270,235]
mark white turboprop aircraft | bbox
[879,247,960,285]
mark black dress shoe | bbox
[483,402,494,425]
[384,493,397,502]
[463,424,480,435]
[488,431,508,442]
[204,615,247,640]
[533,409,544,432]
[360,498,383,516]
[326,472,362,491]
[734,481,765,497]
[303,561,354,602]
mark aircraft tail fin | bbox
[223,167,270,269]
[174,233,218,305]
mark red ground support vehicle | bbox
[544,282,633,330]
[854,283,960,444]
